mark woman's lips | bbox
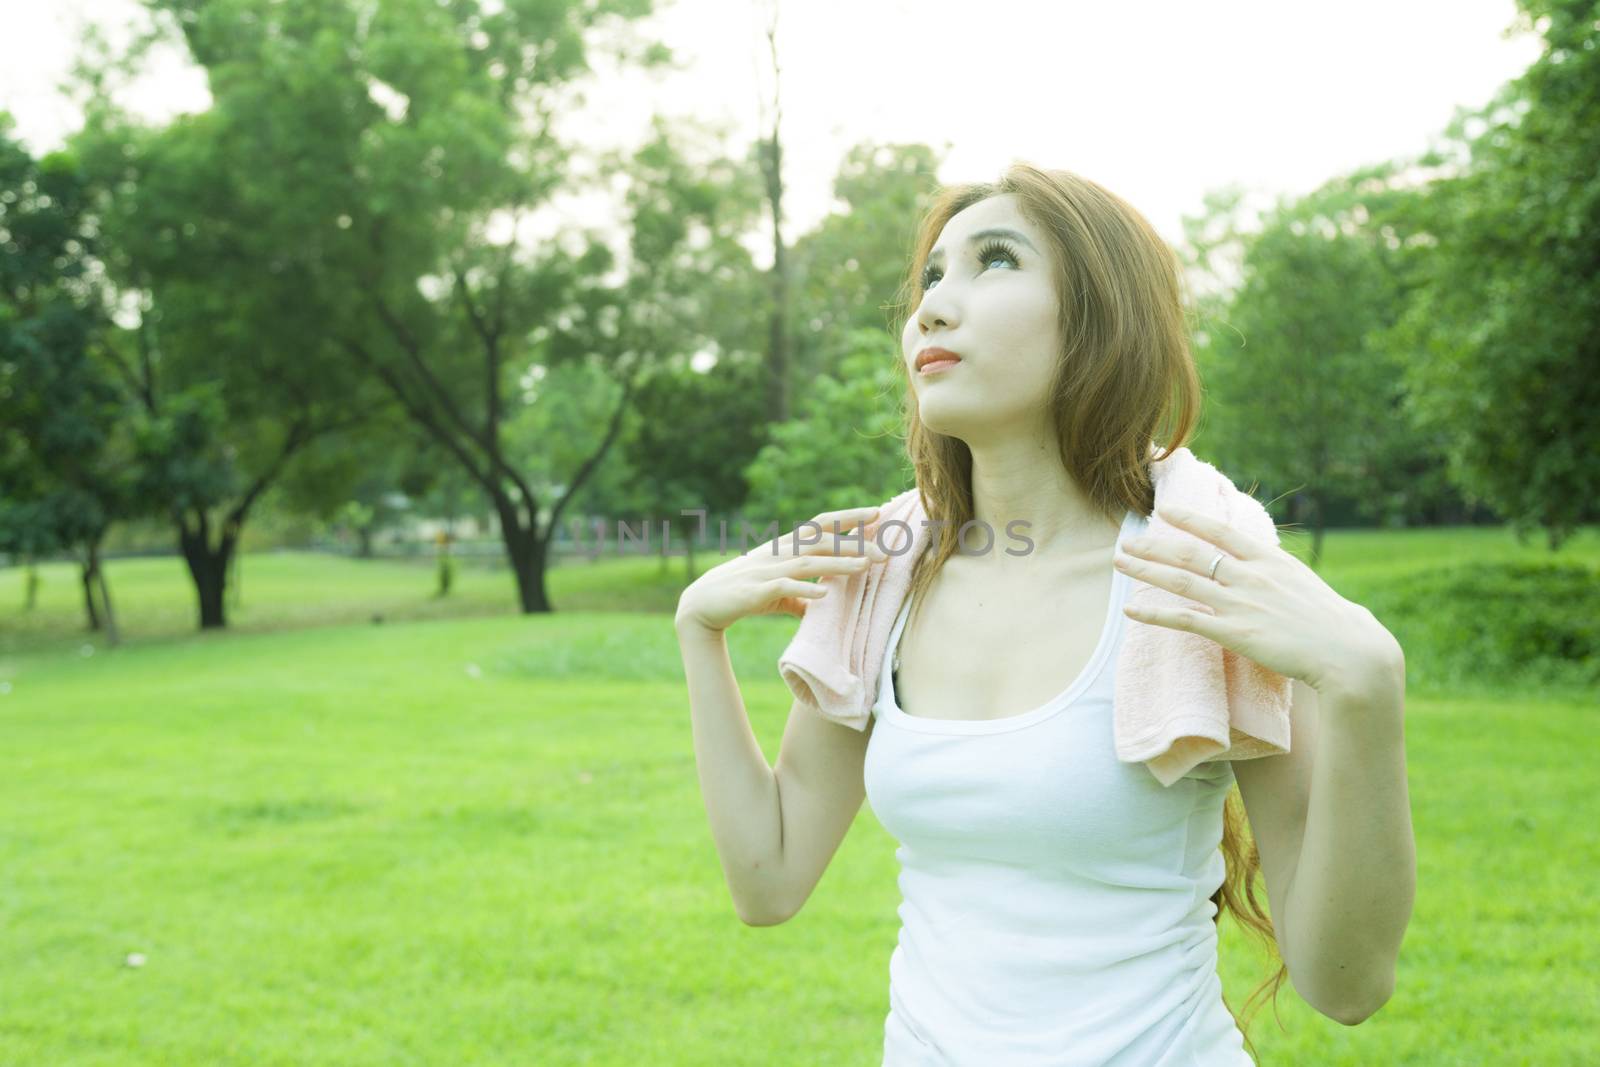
[918,358,961,375]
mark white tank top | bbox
[863,509,1254,1066]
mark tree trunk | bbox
[79,536,120,646]
[177,511,239,630]
[82,555,102,631]
[492,493,552,613]
[357,526,374,558]
[97,569,120,646]
[163,418,312,631]
[767,199,790,424]
[758,15,791,425]
[91,541,120,648]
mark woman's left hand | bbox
[1112,503,1401,695]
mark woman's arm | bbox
[1281,659,1414,1024]
[676,618,791,925]
[674,505,882,924]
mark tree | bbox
[752,0,793,426]
[611,354,773,578]
[66,88,389,629]
[742,328,913,525]
[0,114,149,643]
[1370,0,1600,549]
[0,431,54,612]
[271,404,430,559]
[131,0,795,613]
[78,0,706,626]
[1183,168,1451,563]
[788,141,944,383]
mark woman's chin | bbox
[915,406,980,440]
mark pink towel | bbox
[776,445,1292,786]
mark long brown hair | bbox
[884,161,1288,1060]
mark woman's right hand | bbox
[674,506,888,634]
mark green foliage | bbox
[128,381,239,515]
[788,142,944,382]
[61,27,395,573]
[0,114,150,557]
[501,356,642,522]
[615,356,772,520]
[0,124,91,294]
[1365,1,1600,548]
[539,117,773,527]
[1183,167,1455,550]
[272,405,438,549]
[741,329,912,526]
[1181,3,1598,549]
[337,500,376,534]
[52,0,692,620]
[1361,561,1600,694]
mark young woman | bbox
[676,163,1413,1065]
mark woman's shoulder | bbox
[1153,448,1278,544]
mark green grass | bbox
[1,527,1597,1065]
[0,547,709,658]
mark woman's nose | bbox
[917,294,957,333]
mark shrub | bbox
[1361,561,1600,694]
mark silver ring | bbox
[1207,552,1225,581]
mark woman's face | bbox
[901,194,1062,444]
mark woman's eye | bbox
[977,241,1019,271]
[919,242,1018,290]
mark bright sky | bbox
[1,0,1544,258]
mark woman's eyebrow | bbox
[926,227,1040,264]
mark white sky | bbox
[0,0,1544,259]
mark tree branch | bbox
[91,333,146,408]
[340,336,491,490]
[452,268,505,467]
[543,355,642,542]
[224,417,314,535]
[132,275,159,414]
[490,211,520,339]
[454,268,495,350]
[356,276,492,457]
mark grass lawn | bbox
[1,526,1596,1065]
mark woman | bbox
[675,163,1413,1065]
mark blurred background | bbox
[1,0,1595,1064]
